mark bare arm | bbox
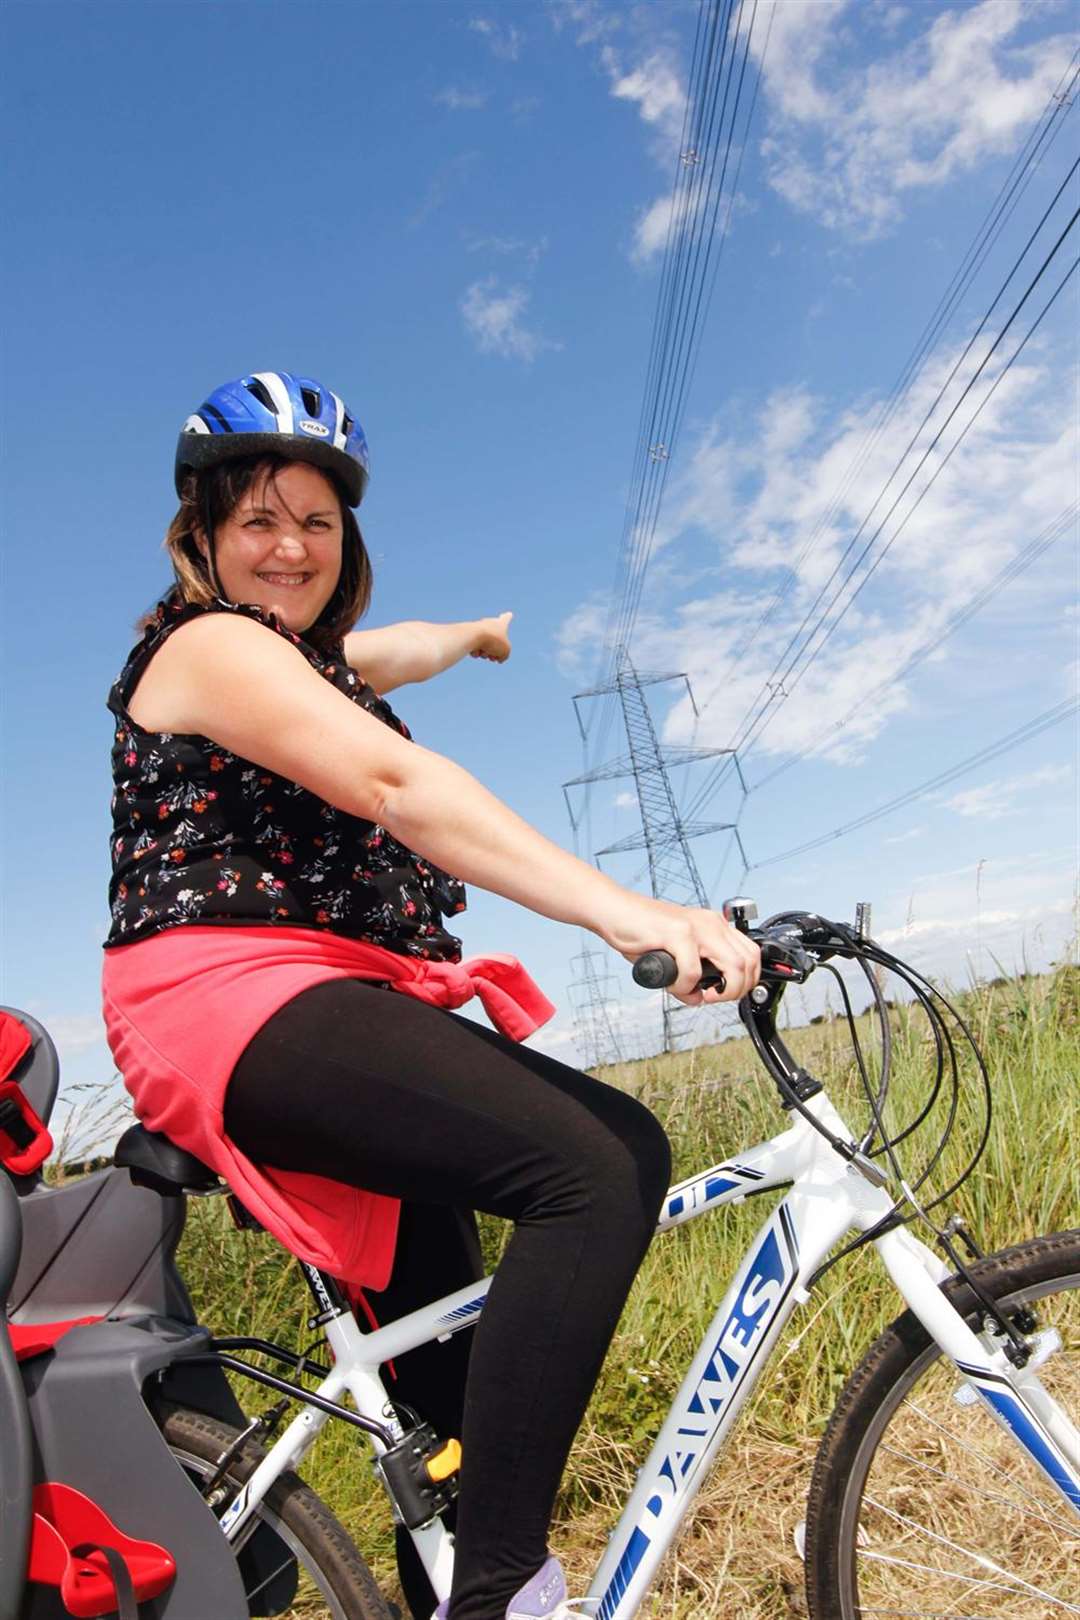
[343,613,512,693]
[150,614,759,1004]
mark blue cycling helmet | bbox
[175,372,370,507]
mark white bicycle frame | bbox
[215,1087,1080,1616]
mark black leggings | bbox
[224,979,671,1620]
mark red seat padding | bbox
[28,1482,176,1617]
[0,1010,31,1083]
[0,1011,52,1173]
[0,1077,53,1176]
[8,1318,104,1362]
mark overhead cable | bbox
[748,501,1079,793]
[678,214,1080,823]
[598,0,768,679]
[722,53,1079,676]
[748,697,1079,870]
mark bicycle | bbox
[3,901,1077,1618]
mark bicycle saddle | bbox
[114,1125,221,1198]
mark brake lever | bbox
[758,937,814,984]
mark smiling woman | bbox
[99,367,760,1620]
[196,464,345,625]
[158,455,372,661]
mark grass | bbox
[175,963,1080,1617]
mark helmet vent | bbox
[342,413,354,439]
[245,378,279,416]
[300,386,322,418]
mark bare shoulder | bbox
[125,609,414,821]
[127,611,311,734]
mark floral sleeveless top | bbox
[105,596,466,960]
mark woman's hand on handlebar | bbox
[597,895,761,1006]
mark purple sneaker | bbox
[507,1556,567,1617]
[431,1555,588,1619]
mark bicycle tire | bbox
[160,1404,396,1620]
[804,1228,1080,1618]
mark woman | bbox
[101,371,760,1620]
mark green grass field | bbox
[178,963,1079,1617]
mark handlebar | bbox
[628,899,998,1300]
[631,907,843,998]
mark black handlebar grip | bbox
[632,951,677,989]
[631,951,727,995]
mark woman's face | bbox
[197,461,344,633]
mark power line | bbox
[609,0,765,665]
[727,202,1080,764]
[678,215,1080,823]
[748,502,1078,793]
[598,0,769,685]
[721,56,1079,679]
[748,698,1079,871]
[748,243,1079,720]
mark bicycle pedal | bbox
[374,1423,461,1531]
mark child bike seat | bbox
[113,1125,220,1198]
[28,1481,176,1618]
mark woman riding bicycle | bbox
[101,370,760,1620]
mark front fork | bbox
[875,1226,1080,1515]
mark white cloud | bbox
[630,187,706,265]
[39,1013,108,1056]
[884,824,927,844]
[460,278,560,363]
[434,87,488,112]
[605,47,685,144]
[465,233,549,268]
[551,5,697,257]
[556,592,611,676]
[548,0,621,49]
[408,153,478,230]
[941,763,1072,821]
[556,341,1076,761]
[469,16,524,61]
[751,0,1076,236]
[873,850,1078,984]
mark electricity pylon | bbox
[566,943,626,1070]
[564,651,748,1053]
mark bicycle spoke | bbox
[900,1394,1076,1518]
[862,1495,1080,1610]
[859,1547,1080,1612]
[242,1550,300,1608]
[856,1607,1039,1618]
[876,1439,1080,1538]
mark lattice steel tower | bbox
[566,943,626,1070]
[564,651,747,1053]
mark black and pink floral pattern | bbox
[105,596,466,960]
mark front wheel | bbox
[160,1405,396,1620]
[805,1229,1080,1618]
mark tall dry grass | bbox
[176,965,1079,1618]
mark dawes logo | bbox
[597,1214,798,1619]
[299,419,330,437]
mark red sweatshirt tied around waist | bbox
[102,926,555,1289]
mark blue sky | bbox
[2,0,1077,1102]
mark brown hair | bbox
[150,456,372,656]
